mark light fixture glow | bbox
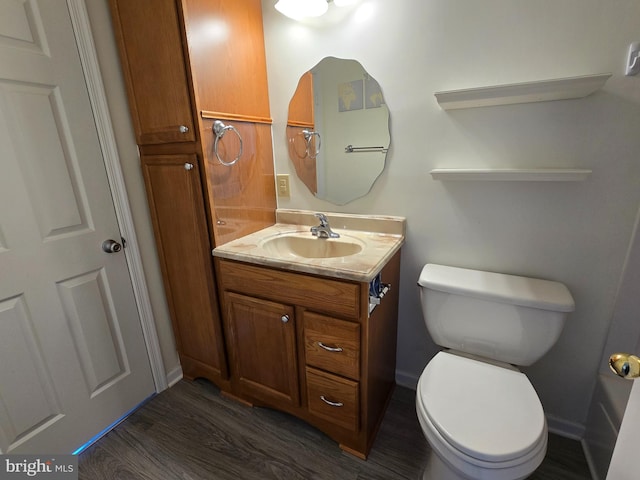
[275,0,328,20]
[333,0,358,6]
[353,1,375,23]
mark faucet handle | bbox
[314,212,329,226]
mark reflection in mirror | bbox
[287,57,390,205]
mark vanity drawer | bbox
[306,367,359,432]
[304,312,360,380]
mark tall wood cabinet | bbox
[109,0,277,386]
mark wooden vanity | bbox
[213,211,404,458]
[215,253,400,458]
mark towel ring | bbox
[213,120,243,166]
[302,129,321,159]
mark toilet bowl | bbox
[416,264,574,480]
[416,352,547,480]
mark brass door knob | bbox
[609,353,640,379]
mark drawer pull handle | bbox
[320,395,343,407]
[318,342,343,353]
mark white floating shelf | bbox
[430,168,592,182]
[435,73,611,110]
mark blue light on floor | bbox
[72,394,155,455]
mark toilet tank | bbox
[418,264,575,366]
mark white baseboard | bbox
[166,366,184,388]
[395,369,419,390]
[546,413,585,440]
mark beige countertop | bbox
[212,209,405,282]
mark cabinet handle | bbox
[320,396,343,408]
[179,125,189,133]
[318,342,343,353]
[184,163,194,171]
[281,315,289,323]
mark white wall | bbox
[262,0,640,435]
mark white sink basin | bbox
[260,232,364,259]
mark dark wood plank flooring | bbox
[79,379,592,479]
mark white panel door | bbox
[0,0,155,454]
[606,329,640,479]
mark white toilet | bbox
[416,264,575,480]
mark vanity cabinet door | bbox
[141,154,227,380]
[109,0,196,145]
[224,292,299,408]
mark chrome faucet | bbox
[310,213,340,239]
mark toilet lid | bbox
[419,351,546,463]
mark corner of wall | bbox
[546,413,586,441]
[395,369,419,391]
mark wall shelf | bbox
[434,73,611,110]
[430,168,592,182]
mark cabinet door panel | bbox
[142,154,226,378]
[225,292,299,407]
[110,0,195,144]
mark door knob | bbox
[102,239,122,253]
[609,353,640,379]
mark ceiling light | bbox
[275,0,329,20]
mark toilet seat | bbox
[416,351,547,478]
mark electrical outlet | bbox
[276,174,290,197]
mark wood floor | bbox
[79,379,593,479]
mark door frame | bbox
[68,0,167,391]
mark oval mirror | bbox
[286,57,390,205]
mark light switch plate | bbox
[276,174,290,197]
